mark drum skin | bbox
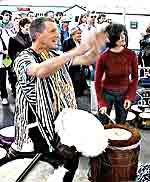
[0,158,54,182]
[104,123,141,147]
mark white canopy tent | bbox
[0,0,85,7]
[0,0,150,14]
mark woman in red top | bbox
[95,23,138,124]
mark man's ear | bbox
[35,32,41,39]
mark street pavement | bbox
[0,91,150,181]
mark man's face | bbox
[87,14,96,25]
[14,15,22,27]
[39,21,58,49]
[28,13,35,22]
[57,14,63,21]
[3,13,11,23]
[47,12,54,22]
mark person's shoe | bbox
[2,98,9,105]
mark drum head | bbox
[131,105,142,113]
[139,112,150,119]
[105,128,132,141]
[0,159,54,182]
[0,126,15,138]
[0,147,6,159]
[110,111,135,121]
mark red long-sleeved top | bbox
[94,48,138,108]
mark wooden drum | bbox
[89,124,141,182]
[130,105,142,127]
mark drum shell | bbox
[90,144,140,182]
[89,124,141,182]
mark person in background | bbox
[11,13,22,34]
[8,18,31,98]
[78,13,87,31]
[0,10,14,104]
[8,17,106,181]
[0,10,13,29]
[55,11,63,51]
[80,11,97,43]
[0,28,9,104]
[27,11,36,22]
[97,14,107,25]
[61,16,71,46]
[8,17,31,62]
[139,25,150,67]
[63,25,89,97]
[95,23,138,124]
[44,10,55,22]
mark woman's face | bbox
[115,31,126,47]
[81,16,87,23]
[20,23,31,34]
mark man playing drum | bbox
[6,17,107,181]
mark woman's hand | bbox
[98,106,107,114]
[124,99,131,110]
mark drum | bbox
[110,110,136,124]
[0,158,54,182]
[130,105,142,126]
[139,112,150,129]
[89,124,141,182]
[0,147,7,160]
[0,126,15,148]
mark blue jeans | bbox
[98,90,128,124]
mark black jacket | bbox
[8,31,32,61]
[63,38,81,81]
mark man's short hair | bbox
[30,17,52,42]
[27,11,35,17]
[44,10,54,17]
[1,10,12,16]
[56,12,63,16]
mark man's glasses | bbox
[90,16,96,18]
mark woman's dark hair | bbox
[105,23,128,48]
[19,17,31,30]
[78,13,87,25]
[146,26,150,34]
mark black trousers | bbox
[0,68,17,98]
[29,126,79,182]
[0,68,8,98]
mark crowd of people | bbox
[0,7,149,181]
